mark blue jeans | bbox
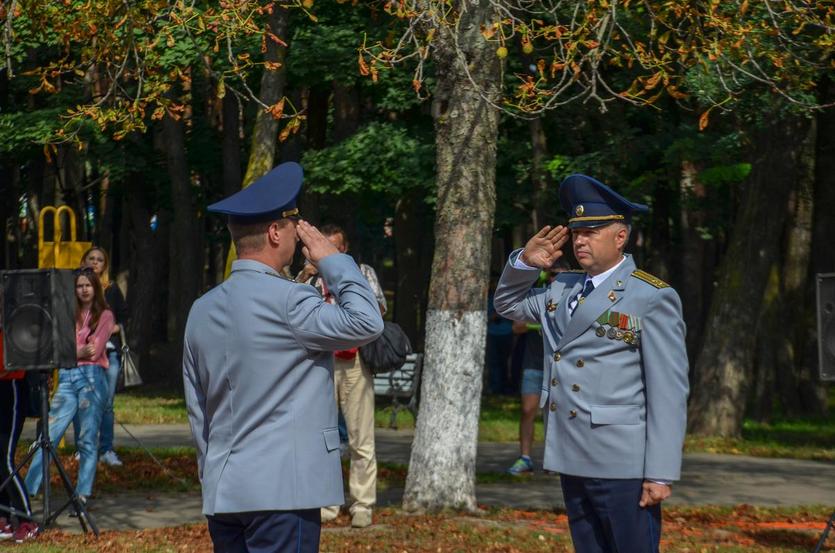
[72,350,121,454]
[25,365,107,497]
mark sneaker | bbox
[506,456,534,476]
[0,517,13,539]
[13,521,39,543]
[320,507,339,523]
[99,450,123,467]
[351,510,372,529]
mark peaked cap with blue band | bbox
[559,174,649,229]
[207,162,303,220]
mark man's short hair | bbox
[319,223,347,243]
[228,217,291,255]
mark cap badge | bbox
[575,205,585,217]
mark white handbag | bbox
[120,328,143,387]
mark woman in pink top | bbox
[24,268,114,506]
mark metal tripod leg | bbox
[812,511,835,553]
[8,371,100,536]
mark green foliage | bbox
[698,163,752,189]
[0,109,64,152]
[302,121,434,197]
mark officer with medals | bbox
[494,174,689,553]
[182,162,384,553]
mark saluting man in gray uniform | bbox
[182,162,384,553]
[494,174,689,553]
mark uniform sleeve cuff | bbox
[647,479,672,486]
[511,251,539,271]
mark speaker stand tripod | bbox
[812,511,834,553]
[0,371,98,536]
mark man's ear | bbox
[266,221,282,247]
[615,225,628,247]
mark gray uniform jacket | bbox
[183,255,384,515]
[494,251,689,481]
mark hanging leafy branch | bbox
[1,0,310,142]
[358,0,834,119]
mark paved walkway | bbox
[19,422,835,532]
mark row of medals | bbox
[595,311,640,346]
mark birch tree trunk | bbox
[688,117,810,437]
[403,1,500,512]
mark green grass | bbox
[375,394,545,442]
[115,386,835,460]
[685,388,835,461]
[113,386,187,424]
[685,415,835,462]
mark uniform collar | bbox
[231,259,282,278]
[584,255,629,289]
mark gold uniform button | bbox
[551,378,559,387]
[554,352,561,361]
[572,384,580,392]
[549,402,557,412]
[569,409,577,418]
[576,359,585,368]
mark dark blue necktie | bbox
[571,279,595,315]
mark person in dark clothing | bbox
[0,288,38,542]
[72,246,128,467]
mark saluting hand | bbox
[297,220,339,266]
[520,225,569,269]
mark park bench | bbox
[373,353,423,430]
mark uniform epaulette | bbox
[630,269,669,289]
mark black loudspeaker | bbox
[818,273,835,382]
[2,269,76,371]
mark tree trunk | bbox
[773,122,822,416]
[332,82,360,143]
[679,160,708,363]
[161,113,201,352]
[688,117,810,437]
[222,93,243,197]
[305,85,330,150]
[800,76,835,414]
[125,171,168,382]
[647,175,673,282]
[98,174,115,259]
[529,117,550,231]
[393,189,433,348]
[240,6,289,188]
[403,1,500,512]
[750,280,778,422]
[223,5,290,274]
[220,92,243,266]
